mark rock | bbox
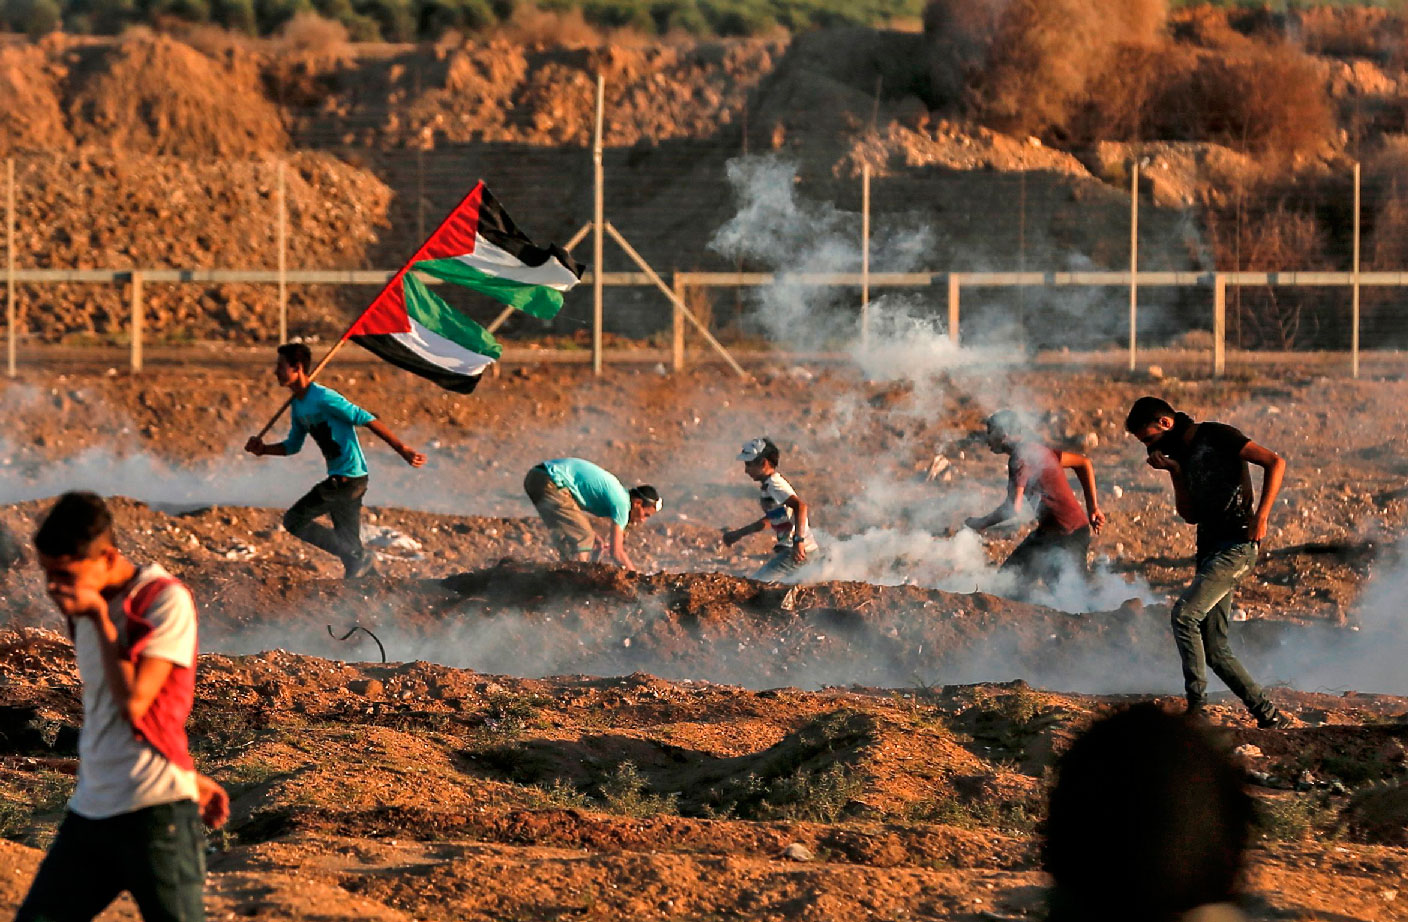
[349,678,384,698]
[1233,744,1264,761]
[1380,739,1407,763]
[1146,365,1164,380]
[1080,432,1099,450]
[780,843,814,862]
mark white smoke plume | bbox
[707,155,1149,613]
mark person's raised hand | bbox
[721,528,743,547]
[402,447,427,468]
[1146,451,1181,474]
[243,437,264,456]
[1089,508,1107,535]
[47,585,107,621]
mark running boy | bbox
[1124,396,1290,728]
[523,457,661,569]
[965,410,1105,594]
[722,437,819,582]
[245,342,425,578]
[18,492,228,922]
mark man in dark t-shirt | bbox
[965,410,1106,597]
[1125,396,1291,729]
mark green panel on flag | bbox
[403,272,504,359]
[414,258,567,320]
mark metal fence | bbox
[6,75,1408,379]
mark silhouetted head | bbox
[1044,703,1253,922]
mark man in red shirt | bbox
[965,410,1106,596]
[18,492,229,922]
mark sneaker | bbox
[344,551,378,579]
[1256,709,1294,730]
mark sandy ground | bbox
[4,360,1408,919]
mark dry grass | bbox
[925,0,1167,135]
[276,12,351,61]
[926,0,1333,156]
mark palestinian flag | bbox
[345,182,584,393]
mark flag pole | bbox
[250,183,473,439]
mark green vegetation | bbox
[0,0,922,40]
[597,761,679,817]
[0,771,73,844]
[1253,792,1342,842]
[908,789,1045,835]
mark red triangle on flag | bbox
[345,182,486,338]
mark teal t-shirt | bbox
[283,384,376,478]
[543,458,631,527]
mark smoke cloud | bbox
[708,155,1148,613]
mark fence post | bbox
[1352,161,1361,379]
[860,161,870,348]
[947,272,961,346]
[671,272,685,371]
[1212,273,1225,377]
[592,73,605,376]
[277,159,288,344]
[1129,160,1139,373]
[6,157,14,379]
[130,270,143,374]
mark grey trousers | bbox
[1170,541,1276,720]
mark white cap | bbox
[738,437,773,462]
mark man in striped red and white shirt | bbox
[18,492,228,922]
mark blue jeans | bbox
[1170,541,1274,719]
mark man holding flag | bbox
[245,343,425,579]
[242,181,583,577]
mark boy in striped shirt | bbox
[722,438,819,582]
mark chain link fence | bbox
[6,89,1408,377]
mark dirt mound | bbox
[66,33,288,157]
[0,43,71,155]
[10,150,390,341]
[4,630,1408,921]
[287,37,783,149]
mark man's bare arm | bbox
[966,482,1024,531]
[609,523,634,570]
[785,495,810,562]
[1148,452,1197,523]
[723,518,768,546]
[1240,440,1285,542]
[1059,451,1105,534]
[366,420,426,468]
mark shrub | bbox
[357,0,415,40]
[924,0,1167,135]
[277,9,349,52]
[8,0,64,34]
[598,761,678,817]
[1173,44,1333,157]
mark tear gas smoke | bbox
[708,154,1149,614]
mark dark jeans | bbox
[16,801,206,922]
[1171,541,1275,719]
[1001,525,1091,591]
[283,475,368,568]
